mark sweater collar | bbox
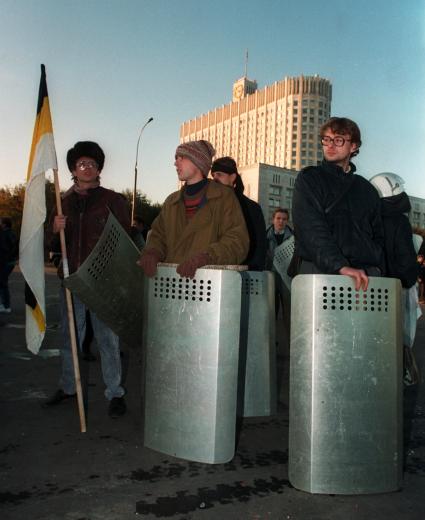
[321,160,357,175]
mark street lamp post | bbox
[132,117,153,223]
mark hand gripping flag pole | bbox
[52,169,87,433]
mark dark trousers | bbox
[0,262,15,308]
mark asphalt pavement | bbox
[0,269,424,520]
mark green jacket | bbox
[145,180,249,265]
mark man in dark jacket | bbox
[44,141,131,417]
[292,117,384,290]
[211,156,266,271]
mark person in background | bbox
[0,217,18,313]
[370,172,420,384]
[211,156,266,271]
[418,254,425,304]
[266,208,293,317]
[130,215,146,251]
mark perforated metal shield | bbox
[143,265,242,464]
[64,213,144,347]
[289,275,403,494]
[273,235,295,290]
[239,271,277,417]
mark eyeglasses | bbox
[76,160,98,171]
[321,136,351,147]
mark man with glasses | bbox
[292,117,384,290]
[44,141,130,417]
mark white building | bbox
[180,74,332,172]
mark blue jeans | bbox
[59,288,124,400]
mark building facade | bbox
[180,75,332,171]
[239,163,297,225]
[409,196,425,230]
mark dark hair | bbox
[211,156,237,175]
[1,217,12,229]
[66,141,105,172]
[320,117,362,157]
[272,208,289,219]
[211,156,245,196]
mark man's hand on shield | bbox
[176,252,211,279]
[339,266,369,291]
[137,249,162,277]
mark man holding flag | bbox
[44,141,131,418]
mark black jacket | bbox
[380,192,418,288]
[292,161,384,274]
[237,193,267,270]
[0,228,18,265]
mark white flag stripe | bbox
[19,173,46,302]
[20,130,56,353]
[29,132,57,179]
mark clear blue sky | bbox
[0,0,424,203]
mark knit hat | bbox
[175,140,215,177]
[211,156,237,175]
[66,141,105,172]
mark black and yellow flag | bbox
[19,64,57,354]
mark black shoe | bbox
[108,397,126,418]
[42,389,76,407]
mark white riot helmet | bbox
[369,172,405,198]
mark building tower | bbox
[180,74,332,171]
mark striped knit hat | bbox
[175,140,216,177]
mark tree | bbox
[0,184,26,235]
[121,189,162,228]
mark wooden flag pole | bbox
[53,169,86,433]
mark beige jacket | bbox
[145,180,249,265]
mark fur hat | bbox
[66,141,105,172]
[175,140,215,177]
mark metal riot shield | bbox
[289,275,403,494]
[273,235,295,290]
[143,265,243,464]
[239,271,277,417]
[64,212,144,347]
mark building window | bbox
[270,186,282,196]
[269,198,278,208]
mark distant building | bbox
[409,196,425,229]
[180,74,332,171]
[239,163,296,225]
